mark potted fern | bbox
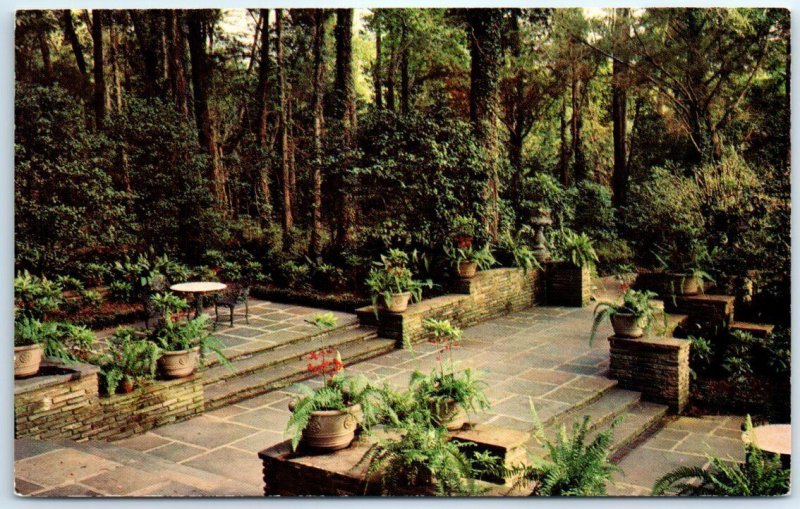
[148,293,228,379]
[411,319,489,430]
[446,244,496,279]
[285,348,383,452]
[548,229,598,307]
[14,316,93,378]
[96,327,161,394]
[590,289,659,344]
[366,250,432,313]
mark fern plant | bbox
[285,372,385,451]
[445,244,497,270]
[96,327,161,394]
[497,230,543,274]
[357,416,492,496]
[652,416,789,496]
[305,312,338,330]
[554,229,599,269]
[589,289,659,345]
[502,410,621,496]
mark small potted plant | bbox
[366,250,433,313]
[411,319,489,431]
[148,293,228,378]
[450,215,480,249]
[285,348,384,452]
[446,244,497,279]
[589,289,659,344]
[96,327,161,394]
[14,317,79,378]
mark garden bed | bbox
[251,285,370,312]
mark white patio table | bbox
[170,281,227,319]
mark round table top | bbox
[742,424,792,455]
[170,281,227,294]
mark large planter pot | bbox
[384,292,412,313]
[457,261,478,279]
[14,344,43,378]
[297,403,362,452]
[610,312,646,339]
[665,273,701,296]
[157,346,200,379]
[430,399,467,431]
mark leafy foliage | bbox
[502,412,621,496]
[285,373,385,451]
[95,327,161,395]
[553,229,599,269]
[590,289,659,345]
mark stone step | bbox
[16,437,259,496]
[541,388,642,444]
[663,294,735,325]
[607,401,669,461]
[651,311,690,337]
[203,326,379,385]
[205,319,361,366]
[203,337,397,410]
[730,321,775,338]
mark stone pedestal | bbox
[608,336,690,413]
[546,262,591,307]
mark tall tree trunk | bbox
[255,8,272,222]
[36,12,52,81]
[400,21,410,114]
[466,9,503,240]
[559,94,570,187]
[276,9,293,239]
[373,23,383,110]
[63,10,87,77]
[91,10,106,130]
[508,9,525,220]
[109,16,124,112]
[611,8,629,207]
[187,10,227,210]
[166,10,190,119]
[571,69,586,182]
[386,42,396,112]
[310,10,327,258]
[130,10,161,97]
[334,8,356,245]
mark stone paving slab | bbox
[608,415,746,496]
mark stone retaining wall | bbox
[15,361,203,442]
[357,268,544,348]
[608,336,690,413]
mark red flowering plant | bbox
[408,319,489,428]
[285,316,385,451]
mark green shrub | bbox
[519,172,575,230]
[96,327,161,395]
[14,270,64,320]
[574,180,617,241]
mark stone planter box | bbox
[258,424,529,496]
[608,336,690,413]
[546,262,591,307]
[14,359,204,442]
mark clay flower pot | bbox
[430,399,467,431]
[610,312,646,339]
[299,404,362,451]
[666,273,701,296]
[457,261,478,279]
[385,292,412,313]
[14,344,43,378]
[120,378,135,393]
[157,346,200,379]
